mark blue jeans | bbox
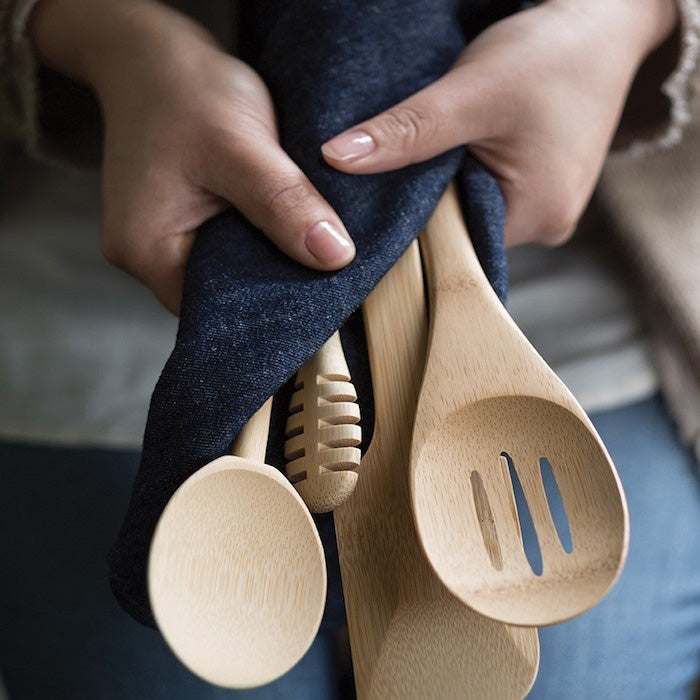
[0,444,342,699]
[1,395,698,698]
[529,396,700,699]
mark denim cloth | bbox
[4,397,700,698]
[108,0,520,628]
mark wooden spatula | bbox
[148,398,327,689]
[334,242,539,699]
[411,184,629,627]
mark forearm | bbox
[551,0,691,154]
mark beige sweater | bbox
[601,117,700,461]
[1,0,700,459]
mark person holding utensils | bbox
[1,0,699,697]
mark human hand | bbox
[321,0,678,247]
[29,0,355,314]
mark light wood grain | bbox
[148,398,326,689]
[285,331,361,512]
[411,184,630,627]
[232,395,273,461]
[334,242,539,699]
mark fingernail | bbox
[322,131,375,163]
[305,221,355,265]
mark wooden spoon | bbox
[148,397,327,689]
[285,331,362,513]
[411,184,629,627]
[334,242,539,699]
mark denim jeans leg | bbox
[523,396,700,699]
[0,443,340,700]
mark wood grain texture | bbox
[411,184,630,627]
[232,396,274,462]
[334,242,539,699]
[285,331,361,512]
[148,399,326,689]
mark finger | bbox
[138,244,190,315]
[321,63,496,174]
[501,183,579,248]
[203,136,355,270]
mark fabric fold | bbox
[108,0,515,629]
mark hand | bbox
[29,0,355,314]
[321,0,678,247]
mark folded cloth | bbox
[108,0,518,629]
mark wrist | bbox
[550,0,679,64]
[27,0,219,91]
[629,0,679,54]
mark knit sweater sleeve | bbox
[0,0,102,165]
[616,0,700,155]
[657,0,700,148]
[0,0,236,166]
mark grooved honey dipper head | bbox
[285,331,362,513]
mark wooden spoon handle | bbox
[284,331,362,513]
[418,182,551,404]
[231,397,273,462]
[362,247,428,417]
[420,182,501,307]
[335,242,428,698]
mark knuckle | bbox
[378,105,437,151]
[542,226,576,247]
[100,232,126,269]
[261,176,318,220]
[537,177,584,245]
[100,223,151,276]
[540,207,579,245]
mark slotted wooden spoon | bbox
[334,242,539,699]
[148,398,327,688]
[411,184,629,627]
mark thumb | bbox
[321,63,493,174]
[204,137,356,271]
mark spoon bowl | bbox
[148,401,326,688]
[411,185,629,627]
[413,395,627,626]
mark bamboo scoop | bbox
[148,398,327,689]
[334,242,539,699]
[285,331,362,513]
[410,184,629,627]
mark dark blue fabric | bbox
[108,0,517,628]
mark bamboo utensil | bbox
[334,242,539,699]
[148,398,327,689]
[285,331,361,513]
[411,184,629,627]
